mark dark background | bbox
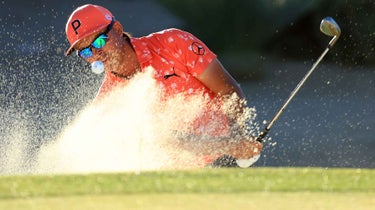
[0,0,374,171]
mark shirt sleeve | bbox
[159,29,217,77]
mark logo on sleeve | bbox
[191,42,205,55]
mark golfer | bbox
[65,4,262,167]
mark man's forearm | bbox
[175,137,262,159]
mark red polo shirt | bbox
[97,28,217,98]
[96,29,229,165]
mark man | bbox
[65,4,262,167]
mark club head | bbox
[320,17,341,37]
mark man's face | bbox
[73,22,138,77]
[74,26,125,72]
[74,27,109,61]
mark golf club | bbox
[236,17,341,168]
[255,17,341,143]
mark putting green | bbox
[1,168,374,210]
[1,192,374,210]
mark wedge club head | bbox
[320,17,341,37]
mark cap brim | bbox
[65,43,76,56]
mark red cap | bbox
[65,4,114,56]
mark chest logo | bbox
[164,67,180,79]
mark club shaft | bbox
[268,47,330,129]
[256,36,337,143]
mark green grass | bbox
[0,167,374,210]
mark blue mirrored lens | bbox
[92,34,108,49]
[77,34,108,59]
[79,48,93,59]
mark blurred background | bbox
[0,0,374,171]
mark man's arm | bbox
[196,58,245,98]
[176,137,263,159]
[194,58,263,159]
